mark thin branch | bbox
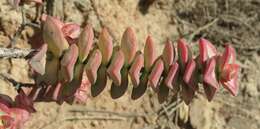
[187,18,219,42]
[64,116,126,121]
[69,109,152,118]
[0,47,37,59]
[0,73,35,90]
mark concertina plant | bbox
[0,15,240,129]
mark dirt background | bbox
[0,0,260,129]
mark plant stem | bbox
[0,47,36,59]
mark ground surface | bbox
[0,0,260,129]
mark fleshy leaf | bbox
[60,44,79,82]
[203,58,219,90]
[218,44,239,96]
[107,49,125,86]
[148,59,164,91]
[129,52,144,87]
[203,58,219,101]
[62,23,81,39]
[91,65,107,97]
[183,59,198,91]
[98,28,113,65]
[144,35,156,71]
[131,72,148,100]
[162,40,174,70]
[29,44,47,75]
[110,67,128,99]
[14,90,36,113]
[85,49,102,84]
[219,44,236,69]
[60,63,85,104]
[41,14,64,29]
[78,24,94,62]
[177,39,189,71]
[198,38,217,65]
[121,27,137,66]
[221,64,240,82]
[221,73,239,96]
[43,16,69,57]
[164,62,179,89]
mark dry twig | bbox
[188,18,219,42]
[0,47,36,59]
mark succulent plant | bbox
[0,15,240,128]
[27,16,240,106]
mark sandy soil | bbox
[0,0,260,129]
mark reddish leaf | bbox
[203,58,219,89]
[144,35,156,71]
[14,90,36,113]
[203,58,220,101]
[219,44,236,69]
[221,73,239,96]
[164,62,179,89]
[98,28,113,65]
[29,44,47,75]
[162,40,174,70]
[60,63,85,104]
[41,14,64,29]
[131,72,148,100]
[110,67,129,99]
[62,23,81,39]
[177,39,189,71]
[91,65,107,97]
[183,59,198,91]
[129,52,144,87]
[85,49,102,84]
[0,115,13,129]
[9,108,30,129]
[148,59,164,91]
[107,49,125,86]
[218,44,240,96]
[60,44,79,82]
[121,27,137,66]
[43,16,69,57]
[78,24,94,62]
[221,64,240,82]
[198,38,217,65]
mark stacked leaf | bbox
[28,15,240,105]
